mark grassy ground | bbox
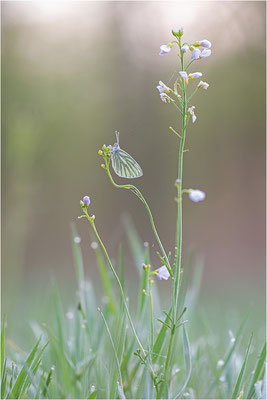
[1,222,266,399]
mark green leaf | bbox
[10,337,41,398]
[94,247,117,315]
[123,215,144,275]
[71,223,84,285]
[1,359,7,399]
[232,333,253,398]
[246,342,266,399]
[152,306,172,363]
[87,390,97,399]
[206,313,249,397]
[117,381,126,399]
[174,324,192,398]
[1,319,5,377]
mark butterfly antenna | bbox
[115,131,120,144]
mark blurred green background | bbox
[2,1,265,338]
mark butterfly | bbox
[111,131,143,179]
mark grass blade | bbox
[10,337,41,398]
[1,319,5,377]
[232,333,253,398]
[71,223,84,285]
[246,342,266,399]
[174,324,192,398]
[94,247,117,314]
[152,306,172,364]
[87,390,97,399]
[206,312,249,396]
[1,360,7,399]
[98,309,124,399]
[123,215,144,275]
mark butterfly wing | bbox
[112,148,143,178]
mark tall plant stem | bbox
[163,47,188,388]
[148,278,154,351]
[105,167,173,277]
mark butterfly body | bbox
[111,132,143,179]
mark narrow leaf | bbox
[174,324,192,398]
[232,333,253,398]
[246,342,266,399]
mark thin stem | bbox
[83,210,159,392]
[174,50,187,316]
[162,41,188,388]
[169,98,183,115]
[99,308,123,389]
[84,210,145,355]
[169,126,182,139]
[187,86,199,104]
[185,58,197,71]
[105,166,173,278]
[148,278,154,350]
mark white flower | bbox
[191,48,201,59]
[201,49,211,58]
[198,80,209,90]
[181,44,189,53]
[188,72,202,79]
[160,93,170,103]
[179,71,188,80]
[188,105,196,123]
[155,265,170,281]
[188,190,206,202]
[199,39,212,49]
[157,81,171,94]
[159,44,171,56]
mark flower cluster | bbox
[157,27,210,206]
[157,28,211,125]
[159,29,212,60]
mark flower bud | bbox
[155,265,170,281]
[199,39,211,49]
[188,72,202,79]
[200,49,211,58]
[98,150,103,155]
[159,44,171,56]
[172,27,184,37]
[82,196,90,207]
[198,81,209,90]
[188,190,206,202]
[181,44,189,53]
[191,48,201,60]
[179,71,188,80]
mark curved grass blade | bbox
[232,333,253,398]
[174,324,192,398]
[246,342,266,399]
[9,337,48,399]
[206,312,249,397]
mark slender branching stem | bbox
[105,166,173,278]
[83,208,159,392]
[84,209,145,355]
[163,39,188,388]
